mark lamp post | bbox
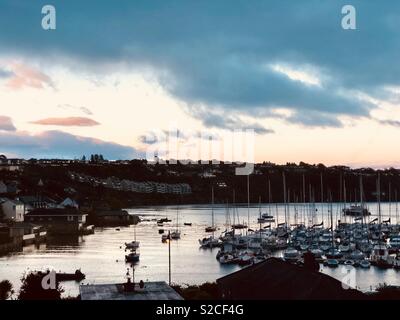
[168,230,171,286]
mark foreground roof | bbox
[25,208,86,216]
[79,281,183,300]
[217,257,365,300]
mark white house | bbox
[0,199,25,222]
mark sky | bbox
[1,0,400,167]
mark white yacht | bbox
[283,247,300,263]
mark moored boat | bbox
[359,260,371,268]
[125,250,140,263]
[326,259,339,268]
[125,241,140,250]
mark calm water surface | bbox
[1,202,400,297]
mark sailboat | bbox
[170,206,181,239]
[283,172,300,263]
[205,186,217,233]
[370,173,393,268]
[125,223,140,249]
[260,179,275,222]
[200,186,220,248]
[325,191,342,260]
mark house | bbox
[0,199,24,222]
[17,196,56,213]
[25,208,88,235]
[216,257,365,300]
[95,210,140,226]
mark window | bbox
[67,216,74,222]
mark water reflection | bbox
[0,203,400,298]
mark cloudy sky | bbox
[0,0,400,167]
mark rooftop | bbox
[217,257,365,300]
[25,208,86,217]
[79,281,183,300]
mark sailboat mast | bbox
[343,179,347,224]
[389,182,392,223]
[302,174,306,226]
[247,174,250,230]
[259,196,262,239]
[320,172,324,225]
[211,186,214,228]
[396,189,399,225]
[329,190,334,249]
[232,189,236,227]
[360,175,364,228]
[283,172,287,228]
[377,173,381,225]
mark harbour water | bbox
[1,202,400,298]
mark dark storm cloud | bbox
[0,0,397,127]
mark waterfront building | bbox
[95,210,140,226]
[25,208,88,235]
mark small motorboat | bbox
[339,242,350,253]
[199,236,220,248]
[257,218,268,224]
[219,254,237,264]
[310,247,324,258]
[161,234,169,242]
[170,231,181,240]
[283,247,300,263]
[325,248,343,259]
[232,224,247,230]
[184,223,192,226]
[205,226,217,233]
[343,260,355,266]
[125,241,140,250]
[299,243,309,251]
[370,244,393,269]
[343,205,371,216]
[238,253,253,266]
[261,213,275,222]
[56,269,85,282]
[320,244,331,252]
[349,249,365,261]
[359,260,371,268]
[125,250,140,263]
[326,259,339,268]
